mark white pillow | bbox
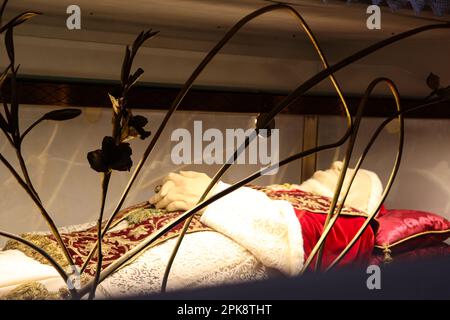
[0,250,64,297]
[298,161,383,214]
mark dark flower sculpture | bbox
[2,0,448,301]
[127,115,151,140]
[85,29,158,299]
[118,106,152,142]
[88,30,157,174]
[0,0,82,298]
[426,72,450,99]
[87,136,132,172]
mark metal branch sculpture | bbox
[85,29,157,300]
[1,0,449,300]
[0,0,81,297]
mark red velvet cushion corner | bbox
[376,204,389,218]
[374,209,450,253]
[370,242,450,266]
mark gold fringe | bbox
[1,271,94,300]
[3,233,68,268]
[382,246,393,264]
[1,282,62,300]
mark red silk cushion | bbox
[370,242,450,266]
[377,204,389,218]
[375,209,450,253]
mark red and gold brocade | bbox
[5,186,376,276]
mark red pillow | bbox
[374,209,450,253]
[376,204,389,218]
[370,242,450,265]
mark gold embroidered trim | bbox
[3,233,69,268]
[1,282,62,300]
[125,208,165,226]
[382,246,393,264]
[374,229,450,250]
[3,222,212,278]
[249,184,370,217]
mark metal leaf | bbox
[0,65,11,131]
[5,27,14,65]
[0,0,9,26]
[131,30,158,56]
[118,30,158,98]
[42,108,82,121]
[0,64,11,88]
[0,11,41,34]
[0,112,9,133]
[120,46,131,87]
[108,93,121,114]
[426,72,440,90]
[3,101,11,124]
[131,31,145,54]
[9,68,18,134]
[128,68,144,88]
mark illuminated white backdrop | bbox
[0,105,304,244]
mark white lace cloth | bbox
[0,182,304,298]
[201,182,304,276]
[96,231,271,298]
[1,160,385,298]
[96,182,304,298]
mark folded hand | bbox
[149,171,214,212]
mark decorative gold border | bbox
[374,228,450,250]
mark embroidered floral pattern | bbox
[249,185,368,217]
[4,185,366,284]
[4,202,211,277]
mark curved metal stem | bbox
[76,95,448,298]
[79,7,450,290]
[326,102,406,271]
[322,97,450,271]
[301,78,401,273]
[20,116,44,141]
[160,3,351,292]
[89,172,111,299]
[0,121,14,146]
[16,146,41,202]
[313,120,358,270]
[80,2,351,276]
[76,129,354,297]
[260,23,450,125]
[0,153,74,267]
